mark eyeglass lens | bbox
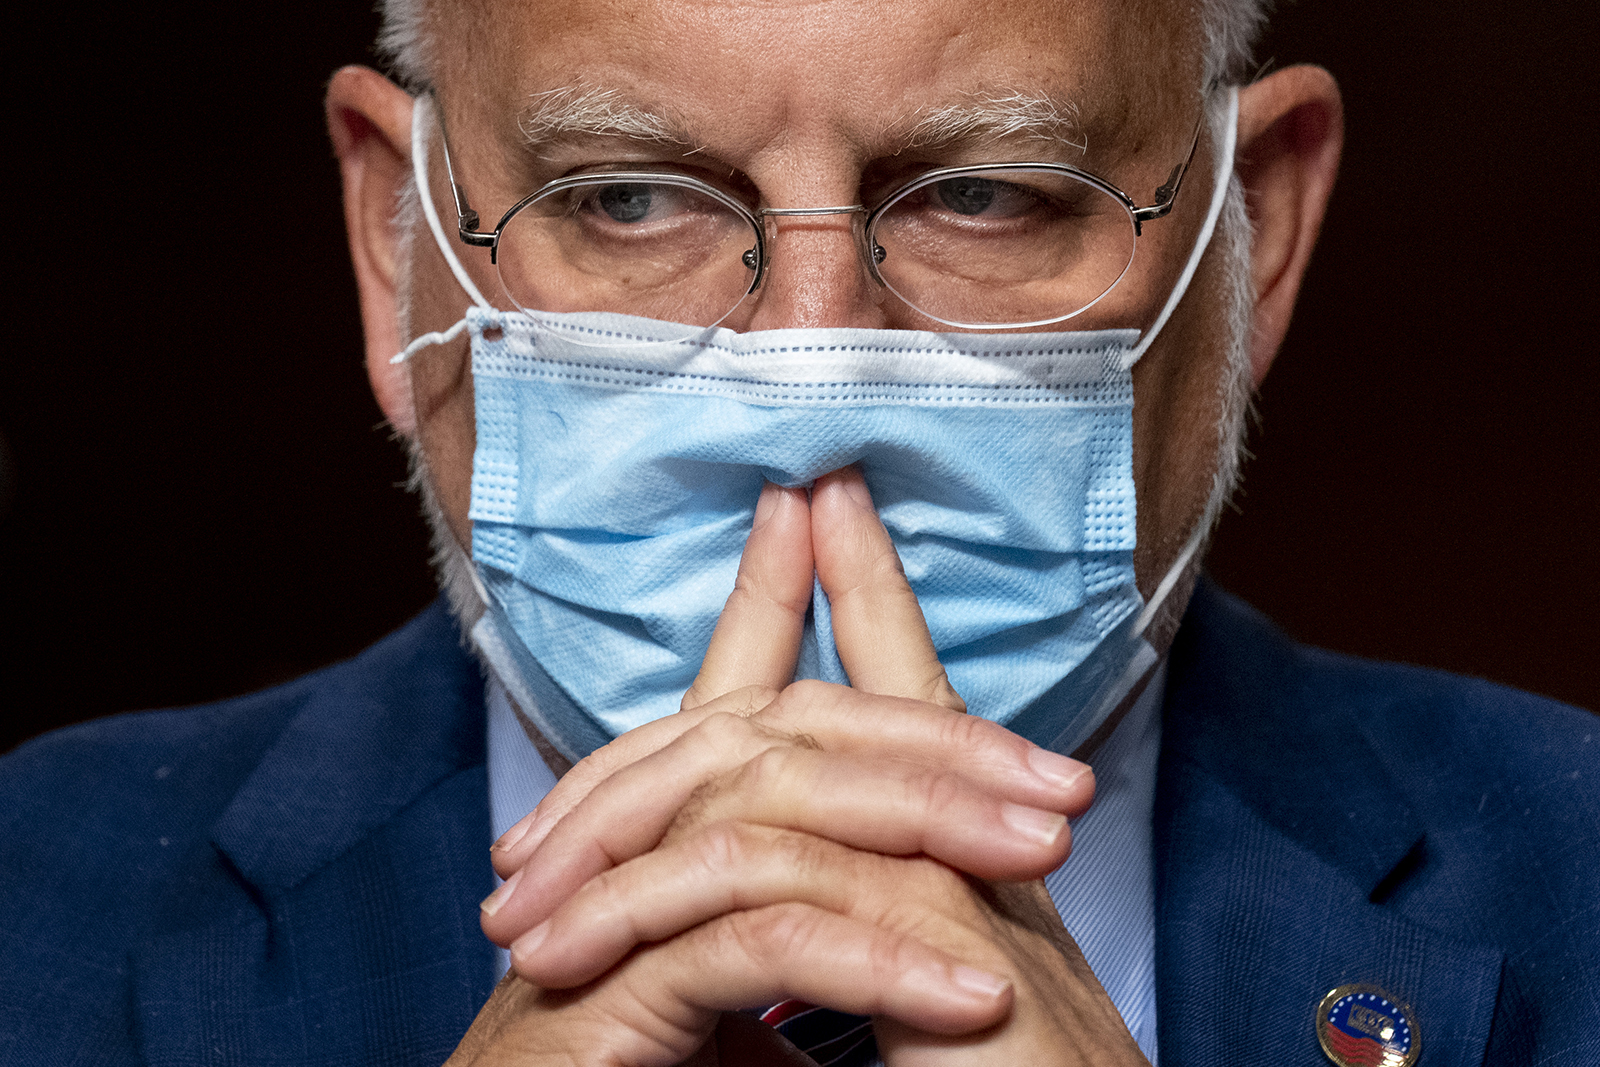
[492,168,1136,335]
[495,178,759,333]
[870,167,1136,329]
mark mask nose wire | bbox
[1120,85,1240,371]
[392,95,496,364]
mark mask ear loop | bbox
[1126,84,1241,634]
[1048,88,1240,756]
[1120,85,1240,371]
[392,94,495,364]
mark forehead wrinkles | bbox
[433,0,1203,163]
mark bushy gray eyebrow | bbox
[518,86,693,151]
[516,86,1087,158]
[901,91,1087,154]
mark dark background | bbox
[3,0,1596,753]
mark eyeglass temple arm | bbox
[428,92,498,248]
[1129,88,1212,237]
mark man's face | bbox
[402,0,1247,600]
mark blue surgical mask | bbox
[401,89,1239,765]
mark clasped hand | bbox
[447,469,1150,1066]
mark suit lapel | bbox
[130,603,498,1067]
[1155,758,1501,1067]
[1154,583,1503,1067]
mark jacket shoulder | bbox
[0,598,471,832]
[1165,579,1599,1066]
[0,599,477,1063]
[1171,578,1597,785]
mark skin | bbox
[326,0,1343,1061]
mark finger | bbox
[480,705,1080,944]
[677,745,1075,879]
[492,673,1090,883]
[492,482,808,877]
[461,895,1010,1067]
[484,705,808,938]
[490,684,781,879]
[811,467,965,710]
[487,683,1092,933]
[753,681,1091,811]
[683,481,814,710]
[509,822,936,987]
[575,901,1012,1035]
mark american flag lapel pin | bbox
[1316,984,1420,1067]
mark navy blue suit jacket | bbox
[3,581,1595,1066]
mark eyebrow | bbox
[901,92,1087,155]
[514,86,1087,158]
[518,86,694,153]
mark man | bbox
[1,1,1594,1066]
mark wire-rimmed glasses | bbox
[434,93,1208,343]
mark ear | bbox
[1234,65,1344,387]
[326,66,419,435]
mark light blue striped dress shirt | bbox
[487,664,1164,1064]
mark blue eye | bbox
[935,177,999,215]
[595,184,654,222]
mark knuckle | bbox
[681,712,766,771]
[693,709,759,749]
[905,859,972,918]
[761,679,847,733]
[691,818,758,874]
[727,902,825,967]
[906,765,966,820]
[739,744,803,794]
[937,707,1006,756]
[693,708,789,756]
[866,925,925,986]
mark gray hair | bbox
[377,0,1273,93]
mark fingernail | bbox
[752,482,783,531]
[479,867,522,917]
[1027,748,1092,791]
[511,919,551,965]
[491,815,533,854]
[949,965,1011,999]
[1001,802,1067,846]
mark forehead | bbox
[439,0,1199,161]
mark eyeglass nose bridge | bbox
[744,204,879,293]
[759,205,866,217]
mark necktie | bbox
[761,1000,879,1067]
